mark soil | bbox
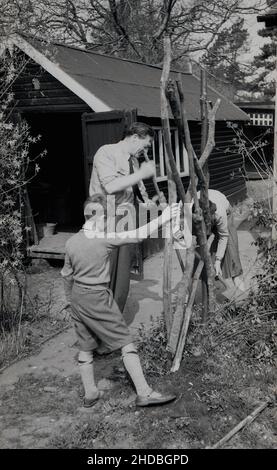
[0,210,276,450]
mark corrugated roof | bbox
[17,36,249,121]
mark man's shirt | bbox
[89,140,148,207]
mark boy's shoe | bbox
[83,390,103,408]
[136,390,177,407]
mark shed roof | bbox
[11,35,248,121]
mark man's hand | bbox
[214,259,222,277]
[139,161,155,179]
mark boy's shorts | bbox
[70,283,133,353]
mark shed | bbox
[4,35,249,261]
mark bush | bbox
[0,50,45,363]
[137,317,171,376]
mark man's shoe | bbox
[136,390,177,407]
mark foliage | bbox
[202,19,250,99]
[0,50,45,350]
[137,316,170,376]
[248,0,277,99]
[198,199,277,363]
[0,52,42,267]
[227,120,273,180]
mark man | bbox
[89,122,156,314]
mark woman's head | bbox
[192,199,217,228]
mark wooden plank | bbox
[16,104,90,113]
[14,89,76,99]
[28,251,65,260]
[17,96,85,107]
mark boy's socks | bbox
[121,343,152,397]
[78,350,98,399]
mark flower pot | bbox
[43,223,57,237]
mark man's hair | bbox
[83,194,107,220]
[124,122,154,139]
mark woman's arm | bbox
[107,204,178,246]
[215,212,229,261]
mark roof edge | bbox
[9,34,112,112]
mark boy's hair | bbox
[83,194,107,221]
[124,122,154,139]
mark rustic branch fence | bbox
[160,36,221,371]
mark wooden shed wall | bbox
[191,121,246,203]
[142,120,246,204]
[11,56,90,112]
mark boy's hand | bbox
[139,161,155,179]
[161,203,179,224]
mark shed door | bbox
[82,109,137,196]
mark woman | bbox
[197,189,245,291]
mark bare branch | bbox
[108,0,144,60]
[199,99,221,168]
[153,0,178,40]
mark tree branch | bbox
[108,0,144,60]
[153,0,177,40]
[199,99,221,168]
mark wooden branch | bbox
[165,80,190,203]
[161,35,176,336]
[143,149,163,200]
[171,234,215,372]
[200,68,208,156]
[175,248,185,274]
[168,237,196,355]
[198,98,221,168]
[207,401,271,449]
[199,68,211,237]
[175,76,216,312]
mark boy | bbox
[61,194,178,408]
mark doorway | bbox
[25,112,86,233]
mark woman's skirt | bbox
[212,210,243,279]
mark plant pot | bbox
[43,223,57,237]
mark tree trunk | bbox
[168,236,196,354]
[161,35,176,336]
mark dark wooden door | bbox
[81,109,137,196]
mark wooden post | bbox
[200,68,210,321]
[207,401,270,449]
[161,36,177,336]
[168,237,196,354]
[273,54,277,241]
[175,77,216,312]
[171,234,215,371]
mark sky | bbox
[241,11,270,63]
